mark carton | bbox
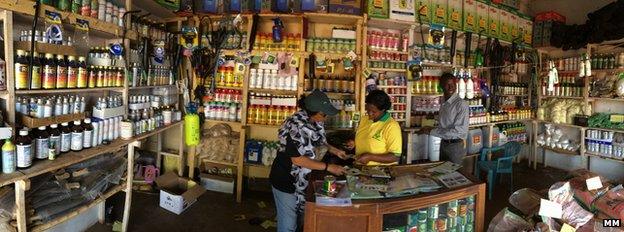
[509,12,519,41]
[499,8,510,41]
[389,0,416,21]
[447,0,462,30]
[431,0,447,25]
[330,0,363,15]
[487,3,500,38]
[521,15,533,45]
[462,0,476,32]
[475,0,488,34]
[367,0,389,18]
[156,172,206,215]
[200,173,234,194]
[415,0,432,24]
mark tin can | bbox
[427,219,437,232]
[447,216,457,228]
[456,224,465,232]
[436,216,447,231]
[457,216,467,226]
[417,220,427,232]
[428,205,439,218]
[464,224,474,232]
[407,226,418,232]
[466,211,474,223]
[458,204,468,217]
[323,175,336,193]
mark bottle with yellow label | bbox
[30,52,42,89]
[76,56,88,88]
[15,50,29,90]
[66,56,78,88]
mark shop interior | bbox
[0,0,622,231]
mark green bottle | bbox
[70,0,80,13]
[2,139,16,174]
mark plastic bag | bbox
[561,200,593,229]
[487,207,532,232]
[548,182,574,204]
[508,188,542,217]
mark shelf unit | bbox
[0,0,188,229]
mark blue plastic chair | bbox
[474,142,522,200]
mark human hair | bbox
[365,90,391,111]
[440,72,455,87]
[297,94,320,116]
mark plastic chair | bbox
[474,142,522,199]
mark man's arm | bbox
[430,102,469,139]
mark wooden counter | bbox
[304,164,486,232]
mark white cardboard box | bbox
[332,29,356,40]
[199,173,234,194]
[389,0,416,21]
[92,106,125,119]
[155,172,206,215]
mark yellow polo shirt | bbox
[355,112,402,166]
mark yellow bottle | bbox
[247,105,256,124]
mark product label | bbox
[43,64,57,88]
[57,66,68,88]
[83,130,92,148]
[31,66,42,89]
[61,133,71,152]
[16,144,32,168]
[67,67,77,88]
[50,135,61,155]
[77,67,87,87]
[71,132,83,150]
[15,64,29,89]
[2,150,15,173]
[35,138,49,159]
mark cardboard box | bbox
[156,173,206,215]
[302,0,329,12]
[332,29,357,39]
[330,0,362,15]
[462,0,476,32]
[389,0,415,21]
[509,12,519,41]
[415,0,432,23]
[200,174,234,194]
[198,0,224,13]
[521,15,533,45]
[447,0,462,30]
[92,106,125,119]
[499,8,510,41]
[487,3,500,38]
[475,0,488,34]
[431,0,447,25]
[367,0,389,18]
[273,0,290,12]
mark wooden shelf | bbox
[16,87,124,94]
[129,85,177,90]
[412,94,443,97]
[540,95,584,100]
[376,85,407,88]
[205,119,243,129]
[535,120,585,129]
[248,88,297,95]
[307,52,357,60]
[370,68,407,72]
[246,123,281,129]
[367,48,409,55]
[367,17,415,30]
[30,183,126,232]
[591,68,624,73]
[585,152,624,164]
[14,41,77,56]
[304,12,362,24]
[585,126,624,134]
[244,163,271,178]
[469,123,490,128]
[0,0,136,40]
[202,159,238,167]
[305,91,355,97]
[497,94,529,97]
[539,145,579,156]
[588,97,624,102]
[391,102,406,105]
[132,0,178,21]
[134,121,183,141]
[490,119,532,125]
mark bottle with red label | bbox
[66,56,78,88]
[56,54,67,89]
[42,53,57,89]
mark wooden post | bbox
[3,10,15,125]
[15,179,29,232]
[97,202,106,224]
[122,143,138,232]
[236,124,245,203]
[156,133,163,170]
[188,145,196,179]
[177,123,185,177]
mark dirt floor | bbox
[88,161,568,232]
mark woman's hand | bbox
[327,164,346,176]
[355,153,372,165]
[330,149,349,160]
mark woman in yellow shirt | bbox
[353,90,403,165]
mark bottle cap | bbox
[19,130,28,136]
[84,118,91,123]
[51,124,58,128]
[38,126,46,130]
[74,120,81,125]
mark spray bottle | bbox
[272,18,284,43]
[465,69,474,99]
[458,68,467,99]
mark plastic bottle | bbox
[466,71,474,99]
[77,56,88,88]
[55,54,67,88]
[15,50,29,90]
[458,72,466,99]
[83,118,93,148]
[44,99,53,117]
[2,139,16,173]
[15,130,32,168]
[67,56,78,88]
[42,53,57,89]
[71,121,84,151]
[49,124,61,159]
[35,126,50,160]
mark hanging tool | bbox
[464,32,472,68]
[28,0,42,84]
[449,30,457,65]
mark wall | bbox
[529,0,615,24]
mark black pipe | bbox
[28,0,42,87]
[450,30,457,65]
[464,32,472,68]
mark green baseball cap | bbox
[304,90,339,116]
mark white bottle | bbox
[291,75,298,91]
[71,121,83,151]
[465,70,474,99]
[91,120,99,147]
[268,70,277,90]
[249,69,257,89]
[43,99,53,118]
[107,118,113,141]
[83,119,93,148]
[80,97,86,113]
[272,71,280,90]
[62,97,69,115]
[261,69,270,89]
[458,70,466,99]
[277,75,285,90]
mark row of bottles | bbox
[247,105,297,126]
[11,117,120,170]
[469,106,487,125]
[326,99,357,129]
[366,31,409,52]
[498,83,528,95]
[378,75,407,87]
[591,53,624,70]
[204,102,242,122]
[541,75,583,97]
[14,50,93,90]
[306,38,357,54]
[498,123,528,143]
[43,0,126,26]
[585,130,622,158]
[414,45,454,64]
[216,66,244,88]
[368,50,408,62]
[488,109,532,122]
[244,139,278,166]
[213,89,243,104]
[303,75,356,94]
[253,33,302,52]
[378,85,408,95]
[137,65,173,87]
[88,47,123,66]
[203,31,248,50]
[454,69,481,100]
[16,95,86,118]
[412,76,441,95]
[128,107,177,136]
[550,57,581,72]
[18,30,73,46]
[249,68,298,91]
[95,96,123,110]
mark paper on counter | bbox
[538,199,563,219]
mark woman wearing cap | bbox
[352,89,403,165]
[269,90,347,232]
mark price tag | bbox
[538,199,562,219]
[560,223,576,232]
[586,176,603,191]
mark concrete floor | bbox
[87,162,568,232]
